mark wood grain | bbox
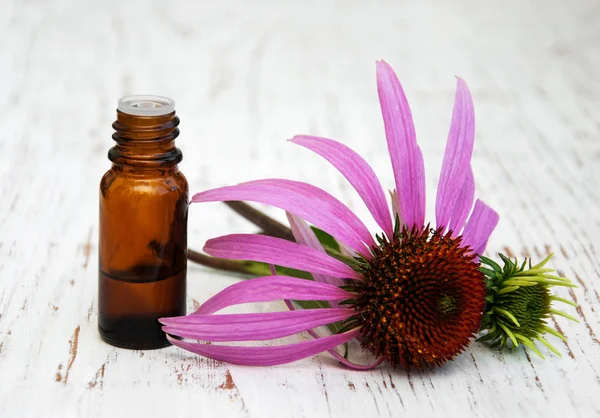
[0,0,598,416]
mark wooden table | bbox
[1,0,598,416]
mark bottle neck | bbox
[109,110,182,169]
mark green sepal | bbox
[478,252,578,359]
[515,334,545,359]
[479,255,502,273]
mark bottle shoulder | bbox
[100,167,189,200]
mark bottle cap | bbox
[117,95,176,116]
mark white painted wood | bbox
[0,0,599,416]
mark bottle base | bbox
[99,329,172,350]
[98,315,175,350]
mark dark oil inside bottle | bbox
[98,268,186,349]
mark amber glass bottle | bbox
[98,95,187,349]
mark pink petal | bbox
[167,329,361,366]
[461,199,499,255]
[283,300,383,370]
[447,167,475,236]
[376,60,426,229]
[161,308,354,342]
[286,213,325,253]
[262,179,376,249]
[204,234,360,280]
[290,135,393,238]
[286,212,341,286]
[436,78,476,232]
[192,276,354,315]
[276,266,381,370]
[192,179,374,256]
[388,189,403,228]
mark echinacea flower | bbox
[161,60,500,369]
[478,253,579,358]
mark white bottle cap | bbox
[117,95,176,116]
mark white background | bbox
[0,0,598,416]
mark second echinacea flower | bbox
[161,60,499,369]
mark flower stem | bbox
[224,201,295,241]
[188,249,268,275]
